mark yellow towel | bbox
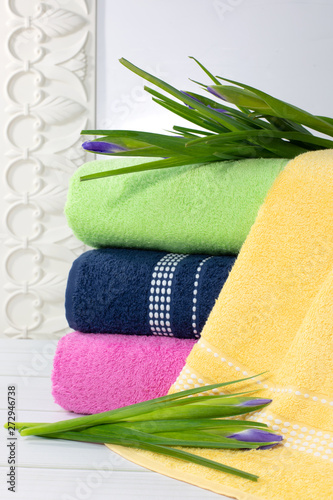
[107,149,333,500]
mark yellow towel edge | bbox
[106,444,260,500]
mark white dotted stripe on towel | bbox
[196,339,333,406]
[192,256,213,339]
[248,411,333,461]
[148,253,188,337]
[173,366,226,396]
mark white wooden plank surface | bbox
[0,340,225,500]
[0,376,61,412]
[0,467,223,500]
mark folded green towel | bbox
[65,157,288,254]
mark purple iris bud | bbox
[240,399,272,407]
[228,428,283,444]
[207,86,226,101]
[82,141,128,154]
[180,91,203,109]
[207,105,229,115]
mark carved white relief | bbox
[1,0,96,338]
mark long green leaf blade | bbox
[152,429,277,446]
[75,426,263,450]
[150,95,227,133]
[82,144,176,158]
[215,75,333,137]
[116,419,268,434]
[39,431,259,481]
[126,402,271,422]
[119,58,246,132]
[80,156,216,181]
[189,56,220,85]
[19,374,267,436]
[186,129,333,148]
[143,87,225,132]
[172,126,214,136]
[82,130,188,152]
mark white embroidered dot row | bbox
[248,411,333,461]
[197,339,333,406]
[148,253,187,336]
[173,366,226,395]
[174,373,225,396]
[192,256,213,339]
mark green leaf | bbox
[80,156,216,182]
[215,75,333,137]
[152,97,228,133]
[208,85,272,112]
[79,58,333,178]
[186,129,333,150]
[264,116,313,135]
[76,425,263,450]
[19,373,267,436]
[82,131,181,145]
[143,85,230,133]
[12,374,273,483]
[189,56,220,85]
[172,126,213,137]
[188,77,208,89]
[317,115,333,126]
[126,398,272,422]
[249,138,307,158]
[212,145,276,159]
[81,130,194,156]
[152,429,277,447]
[40,430,259,482]
[113,419,268,434]
[182,91,272,130]
[82,143,176,158]
[119,58,246,132]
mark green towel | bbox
[65,157,288,254]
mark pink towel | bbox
[51,332,195,414]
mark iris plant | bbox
[80,57,333,181]
[5,375,282,482]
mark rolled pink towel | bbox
[51,331,195,414]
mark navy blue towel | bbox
[65,248,236,339]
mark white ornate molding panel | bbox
[0,0,96,338]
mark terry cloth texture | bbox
[65,157,288,254]
[51,332,195,414]
[65,248,235,339]
[107,149,333,500]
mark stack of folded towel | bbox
[51,156,288,414]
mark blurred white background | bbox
[97,0,333,133]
